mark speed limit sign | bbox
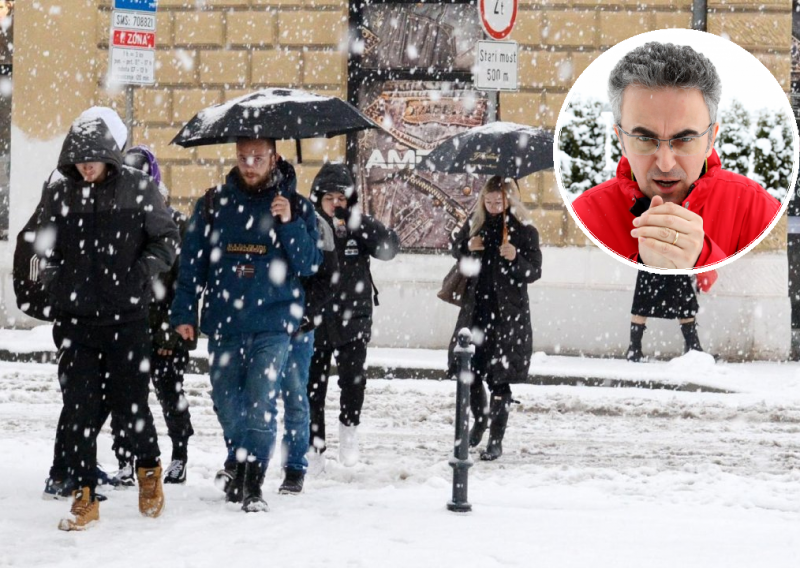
[479,0,518,40]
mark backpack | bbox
[13,183,57,321]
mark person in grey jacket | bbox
[37,109,179,530]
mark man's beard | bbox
[237,168,277,194]
[241,171,269,188]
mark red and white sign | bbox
[479,0,518,41]
[112,30,155,49]
[109,8,157,85]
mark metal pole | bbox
[125,84,134,150]
[447,327,474,513]
[692,0,707,31]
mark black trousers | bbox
[51,319,160,490]
[470,317,512,399]
[307,339,367,451]
[112,348,194,464]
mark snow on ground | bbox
[1,357,799,567]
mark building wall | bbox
[95,0,350,210]
[0,0,793,359]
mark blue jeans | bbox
[209,332,291,468]
[280,331,314,473]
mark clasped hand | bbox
[631,196,703,269]
[468,236,516,261]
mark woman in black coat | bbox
[447,176,542,461]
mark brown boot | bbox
[58,487,99,531]
[137,465,165,518]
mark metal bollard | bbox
[447,327,474,513]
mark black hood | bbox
[57,117,124,182]
[310,162,357,211]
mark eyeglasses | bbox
[616,123,715,156]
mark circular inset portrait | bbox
[555,29,798,275]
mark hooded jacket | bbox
[310,163,400,348]
[571,150,780,289]
[38,116,179,326]
[170,159,321,337]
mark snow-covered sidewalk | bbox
[1,351,799,566]
[3,325,800,395]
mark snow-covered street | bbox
[1,356,799,567]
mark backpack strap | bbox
[202,186,218,230]
[366,257,380,306]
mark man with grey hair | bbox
[572,41,780,271]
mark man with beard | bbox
[171,138,320,512]
[571,42,780,271]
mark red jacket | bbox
[571,150,781,291]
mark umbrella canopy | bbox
[171,88,377,149]
[421,122,554,179]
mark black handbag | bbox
[437,263,468,307]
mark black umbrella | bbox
[171,88,377,162]
[421,122,554,179]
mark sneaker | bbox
[338,423,359,467]
[58,487,99,531]
[44,476,108,501]
[112,463,136,488]
[163,459,187,484]
[306,449,326,476]
[278,470,304,495]
[95,466,119,488]
[43,477,75,501]
[137,465,165,518]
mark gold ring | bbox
[672,231,680,246]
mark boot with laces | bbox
[58,487,99,531]
[137,465,165,518]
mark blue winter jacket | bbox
[170,159,321,337]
